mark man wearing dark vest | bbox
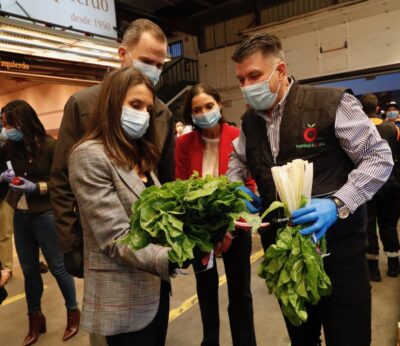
[227,33,393,346]
[360,93,400,281]
[50,19,175,279]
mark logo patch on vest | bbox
[303,123,317,143]
[296,123,327,149]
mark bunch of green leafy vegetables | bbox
[258,201,332,326]
[121,172,261,266]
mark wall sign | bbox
[0,0,117,39]
[0,51,109,82]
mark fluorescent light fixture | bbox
[0,17,120,68]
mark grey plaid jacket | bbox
[69,140,170,336]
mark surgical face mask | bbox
[240,65,280,111]
[128,53,162,86]
[192,107,221,129]
[6,128,23,142]
[386,110,399,119]
[121,106,150,139]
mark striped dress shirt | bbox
[227,79,394,213]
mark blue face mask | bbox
[192,108,221,129]
[241,65,280,111]
[386,110,399,119]
[121,106,150,139]
[6,128,23,141]
[131,58,162,86]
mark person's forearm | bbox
[227,150,250,182]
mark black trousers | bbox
[195,230,256,346]
[260,206,371,346]
[366,184,400,256]
[106,280,170,346]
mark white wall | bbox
[198,0,400,123]
[0,82,86,136]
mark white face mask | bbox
[120,106,150,139]
[240,64,280,111]
[127,51,162,86]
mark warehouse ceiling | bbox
[115,0,285,37]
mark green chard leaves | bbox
[121,172,261,266]
[258,222,332,326]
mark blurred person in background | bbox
[0,100,79,346]
[385,101,400,127]
[360,94,400,280]
[0,121,13,276]
[176,83,257,346]
[0,261,10,305]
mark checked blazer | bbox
[69,140,170,336]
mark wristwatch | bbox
[332,197,350,219]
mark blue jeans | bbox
[14,210,78,313]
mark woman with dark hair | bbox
[176,83,257,346]
[0,100,79,346]
[69,67,180,346]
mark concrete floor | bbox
[0,234,399,346]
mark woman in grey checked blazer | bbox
[69,67,178,346]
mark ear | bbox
[276,62,287,80]
[118,46,128,67]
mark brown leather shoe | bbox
[23,311,46,346]
[63,308,80,341]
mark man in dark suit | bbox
[50,19,175,278]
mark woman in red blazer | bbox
[175,84,256,346]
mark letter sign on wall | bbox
[1,0,117,39]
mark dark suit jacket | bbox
[4,137,56,214]
[50,84,175,253]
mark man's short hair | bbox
[232,32,284,63]
[359,93,378,116]
[122,19,166,48]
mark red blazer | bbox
[175,123,256,191]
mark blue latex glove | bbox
[291,198,337,241]
[9,177,37,194]
[237,186,262,213]
[0,169,15,183]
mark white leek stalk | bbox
[271,159,313,215]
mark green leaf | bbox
[260,200,285,219]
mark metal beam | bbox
[192,0,213,8]
[115,2,161,21]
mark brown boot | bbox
[23,311,46,346]
[63,308,80,341]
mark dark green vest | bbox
[242,81,354,210]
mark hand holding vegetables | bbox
[168,246,208,273]
[258,159,332,326]
[237,186,262,213]
[122,173,261,267]
[292,198,338,241]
